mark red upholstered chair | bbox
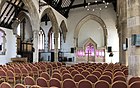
[21,68,29,79]
[77,68,84,73]
[113,69,122,74]
[32,66,39,78]
[62,79,77,88]
[95,68,103,74]
[40,72,50,81]
[60,67,67,73]
[86,74,98,83]
[129,81,140,88]
[24,76,36,87]
[0,69,7,82]
[81,70,90,78]
[14,68,22,82]
[86,68,93,73]
[53,69,61,74]
[102,71,113,78]
[123,69,128,77]
[78,79,93,88]
[128,77,140,85]
[36,77,49,87]
[113,71,125,77]
[113,75,126,82]
[25,66,33,77]
[99,75,112,84]
[62,73,73,81]
[71,70,80,77]
[0,82,12,88]
[49,78,62,88]
[111,81,128,88]
[94,80,110,88]
[74,74,85,83]
[7,70,16,85]
[92,71,101,78]
[68,68,75,73]
[14,83,26,88]
[62,70,70,75]
[52,73,62,81]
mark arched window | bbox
[39,29,45,50]
[17,23,21,36]
[49,29,61,51]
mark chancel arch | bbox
[74,14,107,47]
[74,14,107,63]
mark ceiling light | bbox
[85,6,88,8]
[103,0,105,3]
[106,2,109,5]
[87,8,90,10]
[95,1,97,3]
[105,5,107,8]
[92,9,95,11]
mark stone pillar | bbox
[127,0,140,77]
[117,0,127,65]
[54,31,58,62]
[33,30,39,62]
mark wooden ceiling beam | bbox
[60,0,114,10]
[6,0,28,12]
[0,0,12,18]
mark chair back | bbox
[63,79,77,88]
[86,74,98,83]
[112,81,128,88]
[0,82,12,88]
[49,78,61,88]
[40,72,50,81]
[14,83,26,88]
[94,80,110,88]
[78,80,92,88]
[24,76,36,86]
[62,73,73,81]
[74,74,85,82]
[128,77,140,85]
[129,81,140,88]
[36,77,49,87]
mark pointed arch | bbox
[74,14,107,47]
[40,7,59,37]
[60,20,68,43]
[12,11,32,35]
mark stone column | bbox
[33,30,39,62]
[54,31,58,62]
[127,0,140,77]
[117,0,127,65]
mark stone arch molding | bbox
[60,20,68,43]
[74,14,108,47]
[40,6,59,38]
[12,11,32,35]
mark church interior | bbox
[0,0,140,88]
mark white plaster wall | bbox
[78,20,104,47]
[65,4,119,63]
[0,27,17,65]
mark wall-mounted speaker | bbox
[107,46,112,52]
[71,48,74,53]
